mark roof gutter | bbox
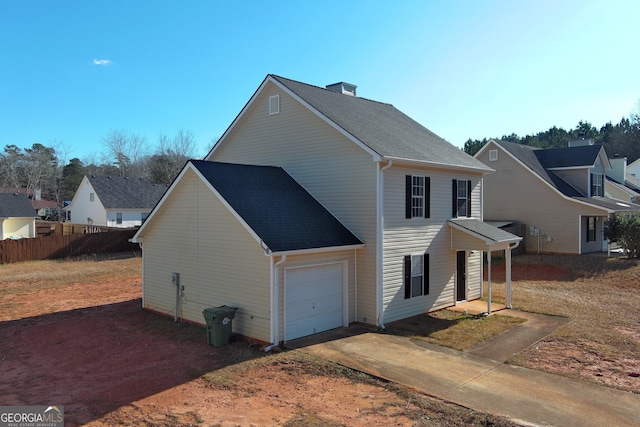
[267,243,365,257]
[383,156,494,174]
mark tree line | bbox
[463,114,640,164]
[0,129,203,208]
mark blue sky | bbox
[1,0,639,163]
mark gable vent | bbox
[326,82,357,96]
[269,94,280,115]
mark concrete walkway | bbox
[291,310,640,427]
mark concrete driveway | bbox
[289,309,640,427]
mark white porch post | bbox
[506,247,512,309]
[487,250,492,314]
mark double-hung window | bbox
[405,175,430,218]
[586,216,596,242]
[452,179,472,217]
[116,212,123,225]
[404,253,429,298]
[591,173,603,197]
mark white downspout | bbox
[506,241,520,309]
[487,250,492,314]
[354,248,358,323]
[270,254,287,348]
[376,160,392,330]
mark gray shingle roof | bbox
[534,144,603,168]
[448,218,522,244]
[271,75,492,171]
[497,140,586,197]
[87,175,168,209]
[0,193,36,218]
[190,160,363,253]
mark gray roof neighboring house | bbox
[86,175,168,209]
[213,75,492,172]
[190,160,364,253]
[491,140,638,212]
[534,144,604,169]
[0,193,37,218]
[625,174,640,192]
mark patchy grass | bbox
[485,253,640,392]
[0,253,141,294]
[387,310,525,351]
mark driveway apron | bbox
[295,311,640,427]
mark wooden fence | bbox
[0,229,139,264]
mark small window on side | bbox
[89,192,95,202]
[116,212,123,225]
[269,95,280,115]
[489,149,498,161]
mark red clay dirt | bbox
[0,258,445,426]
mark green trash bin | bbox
[203,306,238,347]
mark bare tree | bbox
[148,129,197,183]
[102,129,148,177]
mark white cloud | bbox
[92,58,112,66]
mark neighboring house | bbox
[606,156,640,205]
[132,74,521,345]
[65,175,168,228]
[0,193,37,240]
[628,157,640,178]
[475,140,639,255]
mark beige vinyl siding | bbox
[140,169,271,342]
[606,181,634,203]
[209,81,378,325]
[382,164,484,323]
[467,250,482,300]
[478,142,608,254]
[553,168,589,195]
[274,250,357,340]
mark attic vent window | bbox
[269,94,280,115]
[489,149,498,161]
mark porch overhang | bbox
[448,218,522,251]
[448,218,522,314]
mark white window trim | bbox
[410,254,424,297]
[411,176,425,218]
[591,173,603,197]
[489,149,498,161]
[457,179,469,217]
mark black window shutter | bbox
[452,179,458,217]
[425,177,431,218]
[589,173,594,196]
[404,255,411,299]
[467,180,472,217]
[405,175,412,218]
[424,253,430,295]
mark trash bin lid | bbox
[203,305,238,320]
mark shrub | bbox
[604,213,640,258]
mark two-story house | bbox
[475,139,639,254]
[66,175,168,228]
[132,75,521,345]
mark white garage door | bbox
[285,263,344,341]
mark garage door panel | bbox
[285,263,344,341]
